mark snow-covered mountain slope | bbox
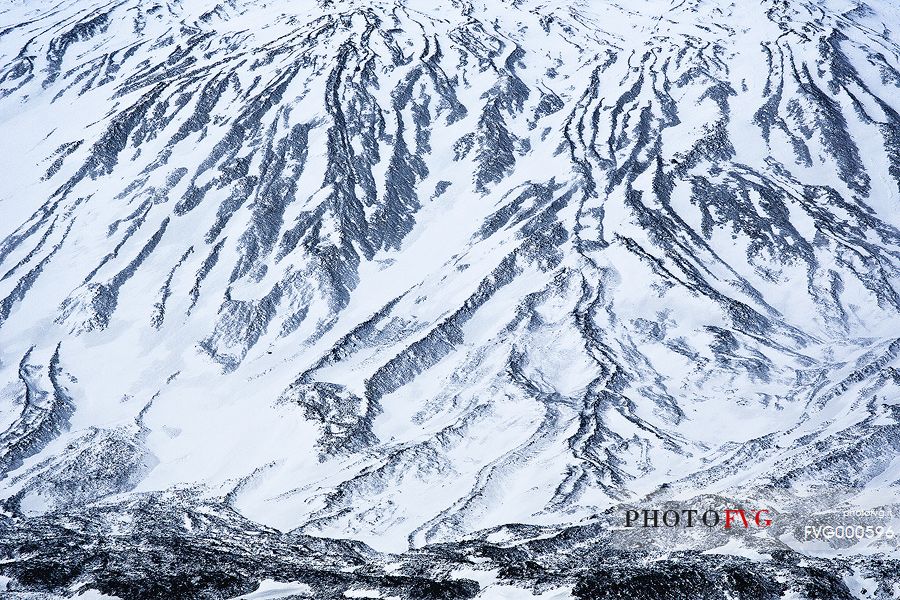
[0,0,899,597]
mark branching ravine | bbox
[0,0,899,597]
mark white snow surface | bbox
[0,0,898,561]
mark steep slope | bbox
[0,0,899,597]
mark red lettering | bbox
[724,509,749,529]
